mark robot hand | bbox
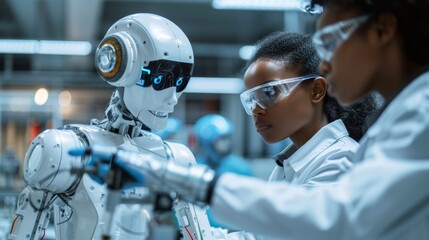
[69,145,217,205]
[70,145,147,188]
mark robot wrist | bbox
[162,162,217,205]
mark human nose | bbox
[251,102,266,116]
[318,60,332,76]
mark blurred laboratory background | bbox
[0,0,316,238]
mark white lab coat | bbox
[225,120,358,240]
[268,119,356,187]
[211,71,429,240]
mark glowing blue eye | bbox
[154,75,163,84]
[176,77,184,86]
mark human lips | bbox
[255,121,271,132]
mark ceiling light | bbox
[185,77,244,94]
[58,91,72,107]
[34,88,49,106]
[212,0,322,13]
[239,45,256,60]
[0,39,92,55]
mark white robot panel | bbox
[24,129,84,194]
[10,125,127,240]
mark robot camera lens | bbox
[96,44,117,73]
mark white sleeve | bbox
[211,159,429,240]
[302,148,354,187]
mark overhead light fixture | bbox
[185,77,244,94]
[58,91,72,107]
[0,39,92,55]
[212,0,323,13]
[239,45,256,60]
[34,88,49,106]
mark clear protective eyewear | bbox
[312,15,369,62]
[240,74,320,115]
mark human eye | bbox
[324,40,337,51]
[261,86,280,97]
[321,34,337,51]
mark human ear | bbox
[311,77,327,104]
[370,12,398,47]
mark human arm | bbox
[211,158,429,239]
[301,148,354,187]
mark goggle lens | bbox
[312,15,369,62]
[240,74,319,115]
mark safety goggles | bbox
[136,60,193,92]
[240,74,319,115]
[312,15,369,62]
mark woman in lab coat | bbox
[208,1,429,239]
[240,31,377,188]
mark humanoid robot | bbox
[194,114,252,176]
[8,13,216,240]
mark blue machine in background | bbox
[194,114,252,176]
[194,114,253,228]
[155,117,184,140]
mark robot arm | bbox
[9,128,85,240]
[69,144,223,240]
[8,187,53,240]
[70,145,216,205]
[8,127,108,240]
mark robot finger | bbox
[69,145,118,162]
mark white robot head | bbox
[95,13,194,131]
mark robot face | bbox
[122,59,192,130]
[213,136,233,156]
[124,82,183,131]
[138,60,193,93]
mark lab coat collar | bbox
[273,144,297,167]
[273,119,349,172]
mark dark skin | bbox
[243,58,328,148]
[316,4,414,103]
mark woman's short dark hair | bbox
[246,31,378,141]
[311,0,429,66]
